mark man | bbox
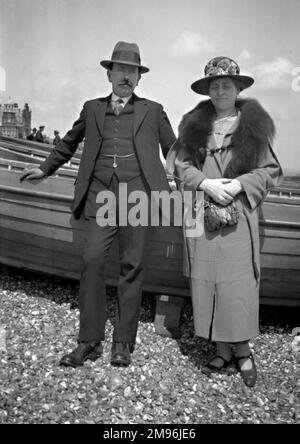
[35,125,45,143]
[20,41,175,368]
[53,130,61,146]
[27,127,37,141]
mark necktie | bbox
[112,98,124,116]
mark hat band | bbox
[111,50,141,65]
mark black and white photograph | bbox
[0,0,299,427]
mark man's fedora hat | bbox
[100,41,149,74]
[191,56,254,95]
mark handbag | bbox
[204,196,239,232]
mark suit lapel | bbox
[94,95,149,137]
[94,96,110,135]
[133,95,149,136]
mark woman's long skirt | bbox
[186,206,259,342]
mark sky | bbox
[0,0,299,173]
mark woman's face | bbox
[208,77,239,114]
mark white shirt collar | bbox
[111,93,132,106]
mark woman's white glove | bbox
[199,178,234,205]
[223,179,243,197]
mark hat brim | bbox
[191,74,254,95]
[100,60,149,74]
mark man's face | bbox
[107,63,141,97]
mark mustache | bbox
[119,79,133,87]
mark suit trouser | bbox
[78,174,150,344]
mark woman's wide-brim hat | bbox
[191,56,254,95]
[100,41,149,74]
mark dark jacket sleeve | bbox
[39,104,86,176]
[158,105,176,159]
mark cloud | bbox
[238,49,251,62]
[172,31,215,57]
[251,57,294,90]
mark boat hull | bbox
[0,135,82,160]
[0,137,80,168]
[0,162,299,306]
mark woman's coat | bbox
[167,98,282,340]
[168,98,282,281]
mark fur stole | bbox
[177,98,276,178]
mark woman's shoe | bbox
[207,355,232,371]
[236,353,257,387]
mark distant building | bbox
[0,101,31,138]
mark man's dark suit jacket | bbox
[39,94,176,219]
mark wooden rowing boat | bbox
[0,158,299,307]
[0,137,80,168]
[0,146,80,171]
[0,135,82,159]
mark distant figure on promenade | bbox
[27,127,37,141]
[19,41,175,369]
[53,130,61,146]
[35,125,45,143]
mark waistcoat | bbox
[93,101,140,185]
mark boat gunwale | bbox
[1,184,300,230]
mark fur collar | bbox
[178,98,276,178]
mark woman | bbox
[167,57,282,387]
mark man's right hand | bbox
[19,167,45,182]
[199,178,233,205]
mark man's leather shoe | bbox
[60,342,103,368]
[111,342,131,367]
